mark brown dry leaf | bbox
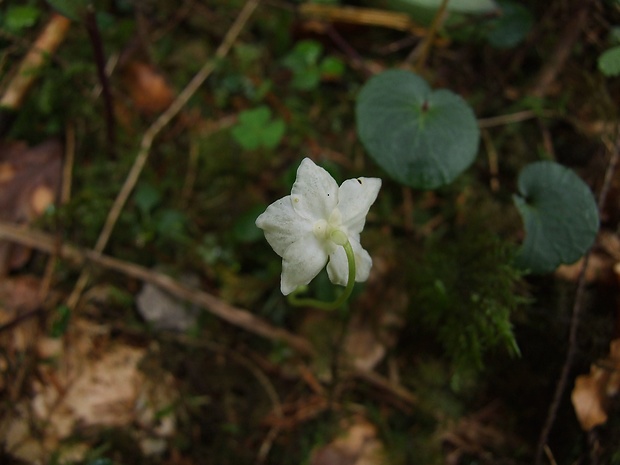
[122,61,175,114]
[572,366,609,431]
[571,338,620,431]
[0,139,63,272]
[0,275,42,355]
[310,417,385,465]
[555,253,615,284]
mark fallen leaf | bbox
[136,272,200,331]
[0,275,42,354]
[310,417,385,465]
[0,139,62,272]
[3,318,177,462]
[122,61,175,114]
[571,338,620,431]
[572,366,609,431]
[555,253,615,284]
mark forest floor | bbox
[1,1,620,464]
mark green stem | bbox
[288,240,356,311]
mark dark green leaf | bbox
[486,0,533,49]
[598,46,620,77]
[232,106,285,150]
[4,5,40,32]
[513,161,599,273]
[50,305,71,338]
[134,183,161,216]
[356,69,480,189]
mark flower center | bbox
[312,208,347,245]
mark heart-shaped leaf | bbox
[513,161,599,274]
[356,70,480,189]
[598,46,620,77]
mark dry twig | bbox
[66,0,261,310]
[0,220,313,356]
[0,13,71,136]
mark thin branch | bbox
[0,220,314,356]
[0,13,71,137]
[478,110,553,128]
[406,0,449,69]
[66,0,261,310]
[84,5,116,158]
[534,132,620,464]
[529,5,590,98]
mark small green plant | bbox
[281,40,345,91]
[408,229,523,379]
[356,68,598,275]
[599,45,620,77]
[132,182,188,247]
[484,0,533,49]
[231,106,285,150]
[50,305,72,338]
[2,5,41,32]
[351,67,600,379]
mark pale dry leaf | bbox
[32,343,146,436]
[2,405,47,464]
[572,366,609,431]
[310,418,385,465]
[571,338,620,431]
[136,273,200,331]
[27,317,177,459]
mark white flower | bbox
[256,158,381,295]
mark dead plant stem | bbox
[406,0,449,69]
[66,0,261,310]
[84,5,116,158]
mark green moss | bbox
[405,225,525,381]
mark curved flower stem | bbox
[288,240,356,311]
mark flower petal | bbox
[326,238,373,287]
[256,196,311,257]
[337,177,381,234]
[291,158,338,221]
[281,237,329,295]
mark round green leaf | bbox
[513,161,599,274]
[485,0,533,49]
[598,46,620,77]
[356,69,480,189]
